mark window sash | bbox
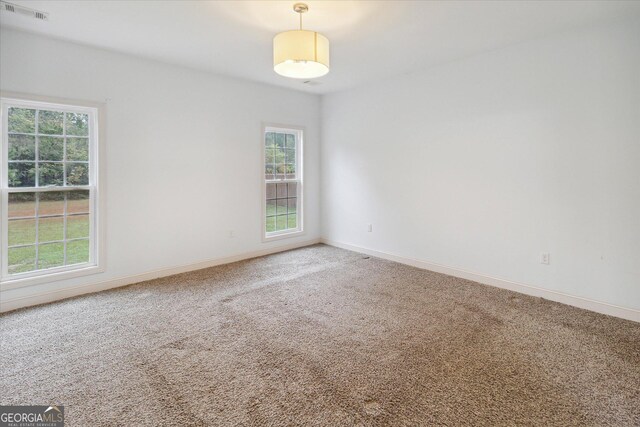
[2,186,97,280]
[263,127,303,238]
[6,186,91,193]
[1,98,99,283]
[264,179,300,184]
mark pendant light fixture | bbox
[273,3,330,79]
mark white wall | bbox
[0,28,321,309]
[321,19,640,312]
[2,19,639,317]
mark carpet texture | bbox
[1,244,639,426]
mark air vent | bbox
[1,1,49,21]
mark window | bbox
[1,97,101,285]
[263,126,303,239]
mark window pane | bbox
[39,217,64,243]
[275,133,285,149]
[8,134,36,161]
[8,107,36,133]
[38,110,64,135]
[265,132,275,147]
[67,137,89,161]
[39,192,65,216]
[67,214,90,239]
[66,163,89,186]
[65,112,89,136]
[287,214,297,229]
[275,146,286,179]
[266,200,276,217]
[265,164,274,180]
[39,163,64,186]
[67,191,90,214]
[265,183,276,200]
[287,197,297,214]
[275,146,286,164]
[67,239,89,265]
[276,199,287,215]
[266,216,276,233]
[287,182,298,197]
[285,134,296,149]
[38,242,65,269]
[8,162,35,187]
[276,183,288,198]
[4,103,96,278]
[8,246,36,274]
[276,215,287,231]
[285,163,296,177]
[285,148,295,163]
[38,136,64,161]
[8,193,36,218]
[8,219,36,246]
[265,147,276,165]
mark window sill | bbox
[0,264,104,291]
[263,229,305,243]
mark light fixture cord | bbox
[299,12,302,30]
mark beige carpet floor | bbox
[1,244,639,426]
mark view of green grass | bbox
[265,196,297,233]
[266,214,297,233]
[264,176,298,234]
[37,242,65,270]
[8,238,90,274]
[7,246,35,274]
[266,200,297,216]
[8,215,89,246]
[7,197,90,274]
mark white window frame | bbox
[262,124,304,241]
[0,93,105,290]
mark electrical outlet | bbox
[541,252,550,265]
[367,224,373,232]
[229,230,235,238]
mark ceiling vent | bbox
[1,1,49,21]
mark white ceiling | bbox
[2,1,639,94]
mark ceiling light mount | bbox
[293,3,308,30]
[293,3,308,14]
[273,3,330,79]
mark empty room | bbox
[0,0,639,425]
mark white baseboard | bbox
[4,237,638,323]
[0,238,320,313]
[321,239,640,323]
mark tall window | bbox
[1,98,100,283]
[264,126,303,239]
